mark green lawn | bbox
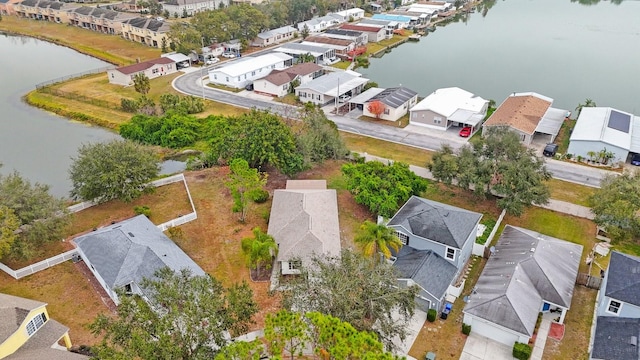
[340,131,433,166]
[547,178,596,207]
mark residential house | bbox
[590,251,640,360]
[340,23,386,42]
[0,293,87,359]
[14,0,78,23]
[208,53,292,89]
[483,92,568,146]
[302,36,356,56]
[371,13,412,28]
[321,29,368,46]
[387,196,482,312]
[107,56,176,85]
[68,6,137,35]
[463,225,583,347]
[267,180,341,275]
[252,25,297,47]
[162,0,229,17]
[409,87,488,134]
[296,13,344,33]
[567,107,640,165]
[74,215,206,304]
[161,52,191,68]
[294,70,369,106]
[334,7,365,22]
[388,10,432,27]
[253,62,323,97]
[362,86,418,121]
[273,43,336,65]
[358,18,399,37]
[120,17,171,48]
[0,0,21,15]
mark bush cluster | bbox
[513,342,532,360]
[462,323,471,335]
[427,309,437,322]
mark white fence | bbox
[472,209,507,256]
[2,249,79,280]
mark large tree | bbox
[90,267,258,359]
[296,107,349,166]
[168,22,203,55]
[342,160,429,218]
[355,220,402,261]
[0,206,19,259]
[589,171,640,242]
[69,140,160,204]
[281,250,418,350]
[225,159,268,222]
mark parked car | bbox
[245,83,254,91]
[631,153,640,166]
[222,52,236,58]
[338,94,351,103]
[205,57,219,65]
[543,143,559,157]
[459,127,472,137]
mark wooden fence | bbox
[576,273,602,290]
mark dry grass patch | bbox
[341,131,433,166]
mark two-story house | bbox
[387,196,482,312]
[591,251,640,360]
[120,17,171,48]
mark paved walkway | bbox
[531,319,552,360]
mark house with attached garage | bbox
[362,86,418,121]
[267,180,341,276]
[208,53,293,89]
[483,92,569,146]
[387,196,482,312]
[590,251,640,360]
[567,107,640,165]
[253,62,323,97]
[0,293,87,359]
[409,87,488,135]
[74,215,206,304]
[463,225,582,347]
[107,57,177,86]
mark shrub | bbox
[476,218,497,245]
[513,342,532,360]
[462,323,471,335]
[427,309,437,322]
[167,226,184,241]
[121,98,139,113]
[250,189,269,203]
[134,205,151,217]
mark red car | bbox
[459,127,472,137]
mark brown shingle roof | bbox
[262,70,297,86]
[116,57,174,75]
[285,62,323,76]
[484,94,552,134]
[340,24,383,33]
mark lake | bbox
[361,0,640,114]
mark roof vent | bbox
[530,247,535,252]
[128,232,135,237]
[630,336,638,346]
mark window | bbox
[251,71,256,76]
[446,247,456,260]
[26,312,47,336]
[152,68,159,74]
[225,77,229,82]
[607,299,622,314]
[434,116,443,124]
[288,260,301,270]
[384,109,390,115]
[395,231,409,245]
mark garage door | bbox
[469,317,520,346]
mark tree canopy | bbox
[355,220,403,260]
[241,227,278,278]
[133,73,150,95]
[225,159,268,222]
[589,171,640,242]
[296,107,349,166]
[90,267,258,360]
[69,140,160,204]
[281,250,418,350]
[428,127,551,216]
[342,160,428,218]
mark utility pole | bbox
[201,36,205,100]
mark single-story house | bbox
[294,70,369,106]
[0,293,86,359]
[201,43,225,58]
[334,7,365,21]
[253,62,323,97]
[388,10,432,26]
[483,92,569,146]
[387,196,482,311]
[321,28,368,46]
[273,43,336,65]
[297,13,344,33]
[340,23,386,42]
[409,87,488,134]
[567,107,640,165]
[301,37,356,56]
[362,86,418,121]
[107,57,176,86]
[358,18,399,37]
[208,53,293,89]
[590,251,640,360]
[161,52,191,68]
[252,25,297,47]
[267,180,341,275]
[463,225,583,347]
[74,215,206,304]
[372,13,412,28]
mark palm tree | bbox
[354,220,403,261]
[241,227,278,278]
[575,98,597,117]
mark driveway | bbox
[460,333,515,360]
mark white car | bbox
[205,57,219,65]
[222,52,236,58]
[338,94,351,103]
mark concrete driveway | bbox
[460,333,515,360]
[392,309,427,359]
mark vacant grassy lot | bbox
[547,178,596,207]
[0,16,160,65]
[341,131,433,166]
[366,35,408,56]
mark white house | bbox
[302,37,356,56]
[340,23,386,43]
[252,25,297,47]
[371,13,412,28]
[567,107,640,165]
[297,13,344,33]
[294,70,369,106]
[273,42,336,64]
[334,7,365,21]
[208,53,293,89]
[362,86,418,121]
[409,87,488,134]
[162,0,229,17]
[107,57,176,86]
[253,62,323,97]
[321,28,368,46]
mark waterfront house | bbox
[162,0,229,17]
[296,13,344,33]
[463,225,582,347]
[321,29,368,46]
[301,37,356,57]
[371,13,412,28]
[362,86,418,121]
[294,70,368,106]
[0,293,86,359]
[387,196,482,312]
[68,6,137,35]
[120,17,170,48]
[0,0,22,15]
[268,180,341,276]
[107,57,176,86]
[590,251,640,360]
[252,25,298,47]
[340,23,386,43]
[567,107,640,165]
[483,92,568,146]
[334,7,365,22]
[273,43,336,65]
[208,53,293,89]
[409,87,488,134]
[14,0,78,23]
[253,62,323,97]
[74,215,206,304]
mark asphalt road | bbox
[172,70,612,188]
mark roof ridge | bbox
[504,293,531,335]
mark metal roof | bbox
[569,107,634,150]
[295,71,369,97]
[372,13,412,22]
[348,87,385,104]
[257,25,297,40]
[368,86,417,109]
[535,107,568,136]
[210,53,292,78]
[411,87,487,117]
[275,43,332,57]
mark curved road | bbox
[173,69,611,188]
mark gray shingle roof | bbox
[605,251,640,307]
[463,225,583,336]
[592,316,640,360]
[324,29,364,37]
[75,215,205,291]
[368,86,417,109]
[393,246,458,300]
[387,196,482,248]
